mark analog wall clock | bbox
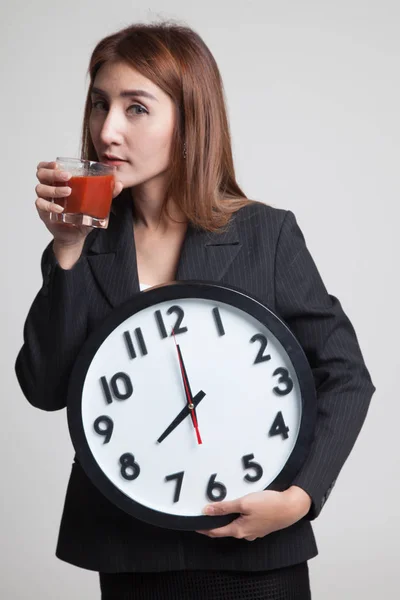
[67,282,317,530]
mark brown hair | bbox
[81,22,256,231]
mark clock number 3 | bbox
[272,367,293,396]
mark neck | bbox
[130,181,186,234]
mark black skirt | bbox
[99,562,311,600]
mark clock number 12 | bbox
[155,305,188,339]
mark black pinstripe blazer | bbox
[15,191,375,573]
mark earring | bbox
[183,142,187,160]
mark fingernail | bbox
[54,204,64,212]
[60,172,71,181]
[203,505,215,515]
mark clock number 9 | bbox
[206,473,227,502]
[119,453,141,481]
[272,367,293,396]
[250,334,271,364]
[100,372,133,404]
[93,416,114,444]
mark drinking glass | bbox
[50,157,115,229]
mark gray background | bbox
[2,0,398,598]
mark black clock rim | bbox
[67,280,317,531]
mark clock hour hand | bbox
[157,390,206,444]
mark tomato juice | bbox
[56,174,114,219]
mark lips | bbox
[101,154,128,165]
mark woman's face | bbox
[89,61,176,190]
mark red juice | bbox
[62,174,114,219]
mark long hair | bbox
[81,22,255,231]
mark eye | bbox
[91,99,107,111]
[127,104,148,116]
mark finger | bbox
[36,166,71,185]
[112,180,123,199]
[35,183,71,199]
[203,498,243,516]
[35,197,64,214]
[196,523,243,539]
[37,161,57,169]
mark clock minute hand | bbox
[156,390,206,444]
[172,330,203,444]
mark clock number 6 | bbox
[119,453,141,481]
[206,474,227,502]
[100,372,133,404]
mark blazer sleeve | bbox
[15,242,90,411]
[274,210,376,520]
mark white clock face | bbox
[78,294,304,521]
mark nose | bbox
[99,108,124,147]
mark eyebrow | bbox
[91,87,158,102]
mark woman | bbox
[15,22,375,599]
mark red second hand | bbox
[174,340,202,444]
[172,329,202,444]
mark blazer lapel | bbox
[86,190,242,307]
[176,217,242,283]
[86,191,139,308]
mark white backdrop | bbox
[2,1,398,598]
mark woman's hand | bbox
[196,486,312,541]
[35,160,123,246]
[35,161,123,269]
